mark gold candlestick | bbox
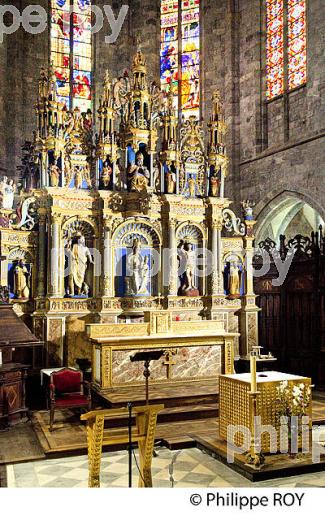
[246,390,265,468]
[250,353,257,393]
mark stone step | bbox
[100,402,219,429]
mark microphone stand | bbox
[127,401,132,488]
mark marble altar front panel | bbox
[110,344,222,386]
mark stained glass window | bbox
[288,0,307,90]
[266,0,306,100]
[51,0,92,112]
[266,0,284,99]
[160,0,200,119]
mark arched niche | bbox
[7,248,34,300]
[112,220,162,297]
[255,192,325,245]
[62,219,96,298]
[223,252,245,298]
[176,223,205,295]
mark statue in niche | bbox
[75,167,83,189]
[187,174,196,198]
[209,166,220,197]
[14,260,30,300]
[125,239,149,296]
[179,242,199,296]
[68,233,94,296]
[64,157,72,187]
[49,163,60,187]
[153,159,161,192]
[127,153,150,193]
[101,155,113,188]
[165,161,177,194]
[228,261,241,299]
[139,255,149,294]
[0,177,16,209]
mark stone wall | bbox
[0,0,48,180]
[237,0,325,223]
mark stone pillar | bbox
[102,219,113,297]
[168,218,178,296]
[49,214,62,297]
[37,211,47,298]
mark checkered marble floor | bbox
[6,447,325,488]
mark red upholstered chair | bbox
[49,368,91,431]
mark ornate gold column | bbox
[168,218,178,296]
[49,213,62,297]
[102,218,113,297]
[237,220,260,356]
[211,217,224,296]
[37,211,47,297]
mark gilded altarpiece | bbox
[0,51,259,373]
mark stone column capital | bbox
[169,217,178,230]
[211,217,223,232]
[51,213,62,226]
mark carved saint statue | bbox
[125,239,149,296]
[0,177,16,209]
[179,242,199,296]
[14,260,30,300]
[210,167,220,197]
[184,243,196,290]
[187,175,196,198]
[133,49,146,68]
[49,163,60,187]
[68,234,93,296]
[165,161,177,194]
[127,153,150,193]
[75,167,83,189]
[242,200,255,221]
[139,255,149,294]
[0,176,8,207]
[228,261,241,298]
[101,155,113,188]
[153,160,161,193]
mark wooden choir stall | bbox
[0,298,43,427]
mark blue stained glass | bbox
[55,0,69,9]
[77,0,91,10]
[160,41,178,76]
[182,21,199,39]
[162,26,178,42]
[181,51,200,68]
